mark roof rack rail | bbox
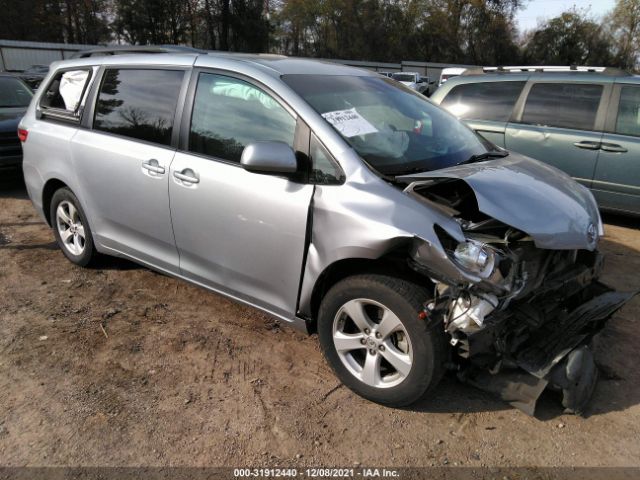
[71,45,207,58]
[462,65,631,76]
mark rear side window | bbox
[440,81,525,121]
[93,69,184,146]
[40,69,91,119]
[188,73,296,163]
[521,83,603,131]
[615,86,640,137]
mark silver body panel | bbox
[20,53,603,333]
[398,153,603,251]
[71,130,180,273]
[169,151,314,320]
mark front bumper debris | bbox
[457,285,636,415]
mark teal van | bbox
[431,67,640,215]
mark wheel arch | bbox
[306,245,433,334]
[42,178,70,227]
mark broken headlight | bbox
[453,240,495,278]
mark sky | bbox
[516,0,617,32]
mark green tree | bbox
[522,10,614,66]
[610,0,640,70]
[112,0,190,45]
[0,0,110,44]
[230,0,270,52]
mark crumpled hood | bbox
[398,153,602,250]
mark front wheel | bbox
[318,274,446,407]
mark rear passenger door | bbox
[169,71,314,320]
[438,79,526,147]
[593,83,640,214]
[72,67,188,273]
[505,81,611,188]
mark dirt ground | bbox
[1,167,639,469]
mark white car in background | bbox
[438,67,466,87]
[391,72,430,94]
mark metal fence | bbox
[325,58,475,83]
[0,39,96,71]
[0,39,473,83]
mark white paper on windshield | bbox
[321,108,378,137]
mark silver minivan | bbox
[19,53,634,415]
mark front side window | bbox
[521,83,603,131]
[40,69,91,115]
[0,76,32,108]
[440,81,525,121]
[615,86,640,137]
[283,74,489,176]
[93,69,184,146]
[189,73,296,163]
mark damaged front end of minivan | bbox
[398,155,635,415]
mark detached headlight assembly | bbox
[453,240,495,278]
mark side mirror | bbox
[240,141,298,174]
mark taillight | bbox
[17,128,28,142]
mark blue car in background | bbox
[431,66,640,215]
[0,73,32,167]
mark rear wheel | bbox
[318,274,446,406]
[50,188,97,267]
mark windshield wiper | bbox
[458,150,509,165]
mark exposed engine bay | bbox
[403,177,635,415]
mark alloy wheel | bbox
[56,200,86,256]
[332,298,413,388]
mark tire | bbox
[318,274,446,407]
[50,187,97,267]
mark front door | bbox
[592,83,640,214]
[169,71,314,320]
[505,82,609,189]
[438,79,527,147]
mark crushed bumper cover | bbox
[459,284,636,416]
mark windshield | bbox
[0,77,33,108]
[282,75,489,175]
[392,73,417,83]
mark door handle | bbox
[142,159,165,174]
[600,142,628,153]
[573,141,601,150]
[173,169,200,184]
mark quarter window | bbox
[189,73,296,163]
[615,86,640,137]
[440,81,525,121]
[309,134,344,185]
[521,83,603,131]
[40,68,91,118]
[94,69,184,146]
